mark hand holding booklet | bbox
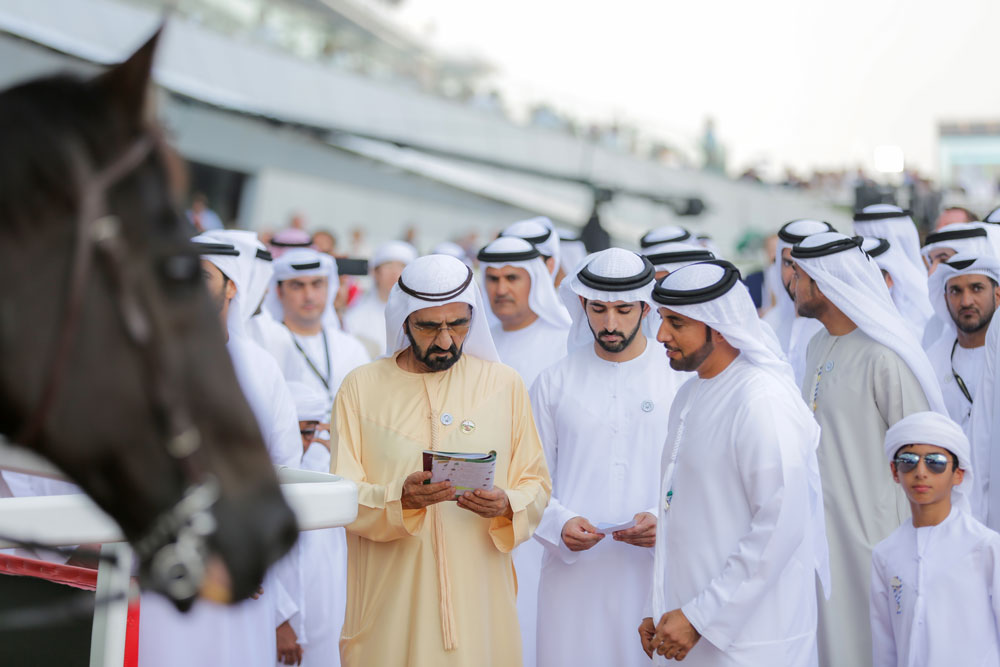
[423,450,497,499]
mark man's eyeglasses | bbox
[894,452,952,475]
[410,321,471,336]
[300,429,316,439]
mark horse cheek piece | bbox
[0,30,298,609]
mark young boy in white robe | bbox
[870,411,1000,667]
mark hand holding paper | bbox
[561,516,605,552]
[612,512,657,547]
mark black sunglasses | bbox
[894,452,951,474]
[300,429,316,439]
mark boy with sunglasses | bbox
[870,411,1000,666]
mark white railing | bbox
[0,438,358,667]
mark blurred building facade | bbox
[938,121,1000,214]
[0,0,851,258]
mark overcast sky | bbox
[390,0,1000,177]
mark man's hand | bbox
[457,488,512,519]
[561,516,604,552]
[400,471,454,510]
[653,609,700,661]
[276,620,303,665]
[638,617,657,659]
[614,512,656,547]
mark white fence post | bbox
[88,543,133,667]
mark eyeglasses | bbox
[894,452,952,474]
[300,429,316,439]
[410,321,471,336]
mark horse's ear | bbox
[95,27,161,131]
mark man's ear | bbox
[578,295,587,308]
[890,462,900,484]
[953,468,966,487]
[640,302,650,318]
[224,278,237,302]
[544,256,557,275]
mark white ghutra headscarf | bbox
[852,204,924,274]
[264,249,340,329]
[560,248,657,349]
[860,235,933,332]
[384,254,499,361]
[192,233,249,337]
[478,236,572,330]
[924,254,1000,352]
[791,232,946,414]
[501,216,560,274]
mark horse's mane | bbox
[0,73,129,232]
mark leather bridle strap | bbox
[11,129,221,605]
[16,132,158,448]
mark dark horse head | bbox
[0,31,297,607]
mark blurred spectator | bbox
[349,227,370,258]
[186,192,224,232]
[313,229,338,255]
[935,206,979,230]
[269,228,313,258]
[402,225,420,250]
[701,117,726,173]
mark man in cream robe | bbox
[790,232,945,667]
[332,254,551,666]
[477,235,572,667]
[643,260,828,666]
[531,249,682,667]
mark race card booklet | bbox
[422,450,497,498]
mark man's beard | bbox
[589,316,643,353]
[783,279,795,302]
[666,327,715,372]
[953,307,994,334]
[405,327,464,371]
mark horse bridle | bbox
[14,129,219,605]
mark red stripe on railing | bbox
[124,596,140,667]
[0,553,98,591]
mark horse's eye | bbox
[160,254,200,283]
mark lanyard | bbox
[289,328,331,393]
[810,336,841,412]
[950,339,974,405]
